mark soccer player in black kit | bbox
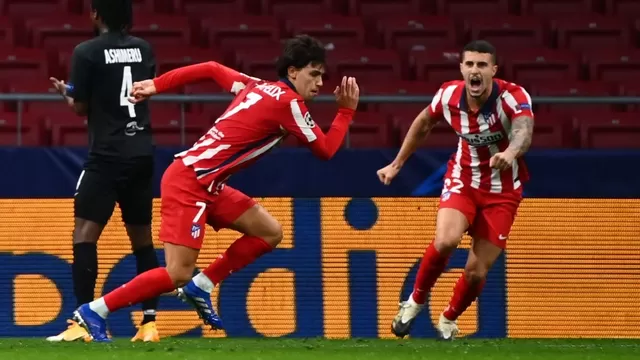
[46,0,161,342]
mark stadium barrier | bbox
[1,93,640,146]
[0,197,638,339]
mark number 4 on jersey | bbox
[120,65,136,118]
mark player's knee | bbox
[165,263,194,287]
[72,219,104,244]
[262,221,283,248]
[463,264,488,285]
[433,230,463,253]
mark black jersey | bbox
[67,32,156,158]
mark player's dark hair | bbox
[462,40,497,64]
[276,35,326,78]
[91,0,133,34]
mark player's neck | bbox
[466,82,493,112]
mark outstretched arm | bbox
[153,61,260,94]
[391,107,440,168]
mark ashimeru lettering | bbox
[104,48,143,64]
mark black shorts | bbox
[74,156,154,225]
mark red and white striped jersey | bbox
[428,79,534,193]
[159,63,353,192]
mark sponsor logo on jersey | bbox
[459,131,504,146]
[124,121,145,136]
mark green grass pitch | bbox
[1,338,639,360]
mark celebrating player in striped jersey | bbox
[377,40,534,339]
[71,35,360,342]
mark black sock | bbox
[134,244,160,324]
[72,243,98,308]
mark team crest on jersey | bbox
[191,223,201,239]
[303,112,315,128]
[481,112,497,126]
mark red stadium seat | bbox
[348,0,421,18]
[326,47,402,81]
[377,15,457,52]
[1,0,72,15]
[0,17,15,47]
[286,15,365,47]
[411,48,461,83]
[130,14,191,47]
[436,0,510,15]
[519,0,597,16]
[466,16,546,50]
[203,16,280,52]
[0,48,49,83]
[151,112,211,146]
[48,114,89,146]
[578,113,640,149]
[2,76,59,113]
[184,82,227,113]
[349,112,392,148]
[26,16,93,49]
[81,0,159,13]
[378,103,424,123]
[552,17,631,51]
[531,81,619,112]
[154,46,223,75]
[503,48,581,85]
[605,0,640,17]
[262,0,333,17]
[586,49,640,82]
[358,80,435,95]
[199,103,233,119]
[173,0,246,15]
[234,44,281,81]
[398,120,459,149]
[620,83,640,111]
[531,110,576,148]
[0,112,40,146]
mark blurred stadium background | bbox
[0,0,639,346]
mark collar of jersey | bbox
[279,78,298,93]
[460,80,499,115]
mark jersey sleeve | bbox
[281,99,354,160]
[67,45,92,103]
[154,61,261,95]
[501,85,534,121]
[426,86,445,121]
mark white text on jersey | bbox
[255,83,286,100]
[104,48,143,64]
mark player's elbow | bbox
[314,150,333,161]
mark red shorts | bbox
[158,160,257,250]
[438,177,522,249]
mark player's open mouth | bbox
[469,78,482,90]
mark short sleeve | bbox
[501,85,534,121]
[67,45,92,103]
[426,87,445,121]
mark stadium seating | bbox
[0,0,637,147]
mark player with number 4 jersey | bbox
[377,40,534,340]
[47,0,161,343]
[71,35,360,342]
